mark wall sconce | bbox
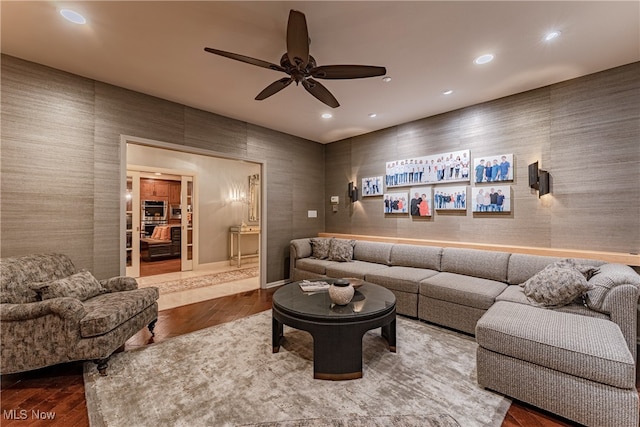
[528,161,550,197]
[348,182,359,203]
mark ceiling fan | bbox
[204,9,387,108]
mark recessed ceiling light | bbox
[382,76,392,83]
[544,31,561,42]
[443,90,453,95]
[321,113,332,119]
[474,54,494,65]
[368,113,377,118]
[60,9,87,25]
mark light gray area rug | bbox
[84,311,510,427]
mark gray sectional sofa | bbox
[290,237,640,427]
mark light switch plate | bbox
[330,196,339,204]
[308,210,317,218]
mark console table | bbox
[229,225,260,267]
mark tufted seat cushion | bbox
[366,266,438,293]
[295,258,338,275]
[80,287,159,338]
[420,272,507,310]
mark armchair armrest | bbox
[100,276,138,292]
[0,298,86,322]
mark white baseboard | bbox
[265,279,289,289]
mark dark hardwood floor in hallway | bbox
[0,287,601,427]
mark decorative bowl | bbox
[343,277,364,288]
[333,279,351,287]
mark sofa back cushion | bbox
[0,253,77,303]
[507,254,564,285]
[390,244,442,270]
[353,241,393,265]
[507,254,604,285]
[441,248,511,282]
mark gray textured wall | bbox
[1,55,325,282]
[326,62,640,255]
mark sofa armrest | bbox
[601,284,639,362]
[0,298,86,322]
[290,238,312,276]
[100,276,138,292]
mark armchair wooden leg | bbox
[148,319,157,336]
[94,357,110,376]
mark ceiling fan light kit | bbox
[204,9,387,108]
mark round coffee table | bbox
[272,279,396,380]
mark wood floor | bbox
[0,287,625,427]
[139,256,181,277]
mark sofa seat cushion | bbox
[366,267,438,293]
[497,285,610,320]
[476,301,635,389]
[325,261,389,280]
[419,272,507,310]
[80,288,159,338]
[295,258,339,275]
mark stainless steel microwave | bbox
[142,200,167,220]
[169,204,181,219]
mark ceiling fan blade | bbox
[310,65,387,80]
[302,78,339,108]
[255,77,293,100]
[286,10,309,69]
[204,47,285,73]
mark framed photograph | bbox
[473,153,513,183]
[471,186,511,212]
[383,192,409,214]
[434,186,467,210]
[361,176,383,197]
[409,187,432,217]
[385,149,470,188]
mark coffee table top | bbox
[273,279,396,322]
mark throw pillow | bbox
[586,263,640,313]
[521,265,593,307]
[310,238,332,259]
[328,239,356,262]
[30,270,106,302]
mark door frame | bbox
[126,167,196,277]
[119,135,267,289]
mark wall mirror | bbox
[248,174,260,222]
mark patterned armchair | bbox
[0,253,158,375]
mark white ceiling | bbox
[2,1,638,144]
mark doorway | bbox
[126,171,195,278]
[120,135,266,293]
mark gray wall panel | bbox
[1,56,95,270]
[325,62,640,255]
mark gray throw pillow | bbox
[328,239,356,262]
[310,238,332,260]
[30,270,106,302]
[521,264,593,307]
